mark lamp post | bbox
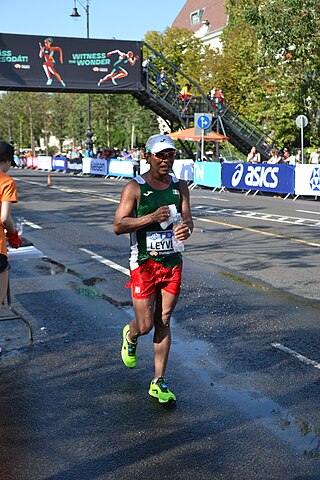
[70,0,93,154]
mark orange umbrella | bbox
[169,127,228,142]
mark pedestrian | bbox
[215,88,224,112]
[0,141,22,307]
[114,133,193,405]
[142,57,151,85]
[156,69,167,93]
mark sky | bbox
[1,0,187,41]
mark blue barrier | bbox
[194,162,222,188]
[34,155,315,198]
[222,163,295,194]
[52,156,67,171]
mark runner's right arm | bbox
[114,181,170,235]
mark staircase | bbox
[215,103,273,160]
[133,43,274,160]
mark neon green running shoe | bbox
[148,377,176,404]
[121,324,137,368]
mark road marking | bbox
[271,342,320,370]
[24,220,42,230]
[14,177,120,203]
[297,209,320,215]
[197,196,229,202]
[195,217,320,247]
[194,205,320,228]
[80,248,130,276]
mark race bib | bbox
[146,230,174,255]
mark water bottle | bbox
[16,217,25,237]
[172,213,184,253]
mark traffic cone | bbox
[47,173,52,187]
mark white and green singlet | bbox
[129,175,183,270]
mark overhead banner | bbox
[0,33,142,93]
[222,163,295,194]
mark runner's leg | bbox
[129,292,156,341]
[153,288,179,380]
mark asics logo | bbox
[143,191,154,196]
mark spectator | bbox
[131,147,141,177]
[247,146,261,163]
[310,148,319,164]
[121,148,132,160]
[210,86,217,103]
[142,58,151,85]
[156,69,166,93]
[267,149,282,164]
[281,147,291,163]
[179,84,192,102]
[215,88,225,112]
[295,149,302,164]
[0,141,22,307]
[13,150,19,167]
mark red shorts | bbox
[128,259,182,299]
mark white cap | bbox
[146,134,176,154]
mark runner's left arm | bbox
[174,180,193,241]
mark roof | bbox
[172,0,228,34]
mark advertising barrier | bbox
[140,159,194,181]
[18,155,320,201]
[82,157,108,175]
[295,164,320,197]
[222,162,295,194]
[67,157,83,174]
[108,159,133,178]
[172,159,194,181]
[37,155,52,171]
[194,162,222,188]
[52,156,67,171]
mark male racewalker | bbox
[114,133,193,405]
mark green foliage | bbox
[144,27,211,93]
[0,90,159,152]
[222,0,320,146]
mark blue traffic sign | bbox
[197,115,211,130]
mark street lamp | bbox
[70,0,93,154]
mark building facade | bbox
[172,0,228,50]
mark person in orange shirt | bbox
[0,142,22,306]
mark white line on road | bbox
[196,196,229,202]
[271,342,320,370]
[297,209,320,215]
[24,220,42,230]
[80,247,130,276]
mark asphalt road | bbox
[1,169,320,480]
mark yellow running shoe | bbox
[148,377,176,404]
[121,324,137,368]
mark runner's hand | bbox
[151,206,170,224]
[6,231,22,249]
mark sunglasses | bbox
[152,151,176,160]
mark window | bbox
[190,9,204,25]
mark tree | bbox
[222,0,320,146]
[144,27,212,92]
